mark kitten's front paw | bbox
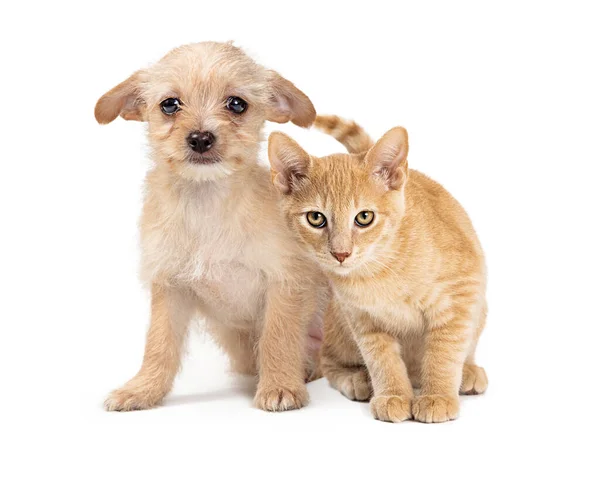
[460,364,488,395]
[370,395,412,423]
[412,394,459,423]
[104,385,164,412]
[254,383,309,412]
[336,368,372,401]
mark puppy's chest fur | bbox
[140,169,283,327]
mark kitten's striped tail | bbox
[313,115,374,154]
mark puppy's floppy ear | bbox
[365,127,409,190]
[94,71,147,124]
[268,132,311,194]
[266,70,316,128]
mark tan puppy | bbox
[268,116,487,423]
[95,42,328,412]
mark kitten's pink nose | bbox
[331,251,351,263]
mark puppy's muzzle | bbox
[187,131,215,154]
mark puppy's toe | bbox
[104,385,164,412]
[254,383,309,412]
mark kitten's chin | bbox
[325,263,355,276]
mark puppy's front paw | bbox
[460,364,488,395]
[104,385,164,412]
[412,394,459,423]
[370,395,412,423]
[254,383,309,412]
[336,368,372,401]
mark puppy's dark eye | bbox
[307,212,327,228]
[160,98,181,115]
[355,211,375,227]
[226,96,247,114]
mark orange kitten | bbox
[267,115,488,423]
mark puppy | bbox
[95,42,328,412]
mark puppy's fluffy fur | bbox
[95,42,328,412]
[268,116,487,423]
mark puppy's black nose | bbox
[187,131,215,153]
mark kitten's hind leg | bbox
[460,304,488,395]
[320,298,372,401]
[461,363,488,395]
[323,361,372,401]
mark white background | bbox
[1,1,599,477]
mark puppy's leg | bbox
[304,278,330,382]
[207,321,257,376]
[413,301,474,423]
[254,281,312,412]
[304,321,323,382]
[349,313,414,423]
[105,284,194,411]
[321,298,371,401]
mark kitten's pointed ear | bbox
[268,132,311,194]
[266,70,316,128]
[365,127,409,190]
[94,71,147,124]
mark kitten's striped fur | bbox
[269,117,488,423]
[314,115,374,153]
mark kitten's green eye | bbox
[307,211,327,228]
[355,211,375,227]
